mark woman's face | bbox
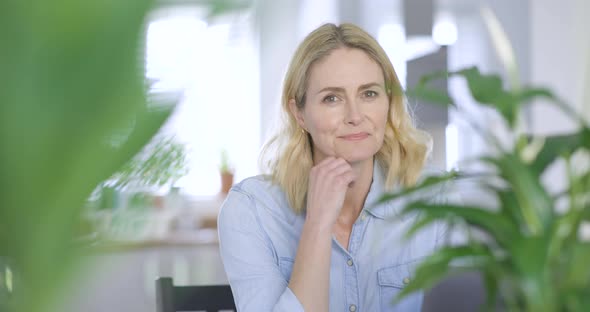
[290,48,390,164]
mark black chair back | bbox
[155,277,236,312]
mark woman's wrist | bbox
[303,216,334,237]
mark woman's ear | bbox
[288,99,306,129]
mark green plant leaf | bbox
[395,245,496,302]
[402,201,517,248]
[404,214,443,239]
[405,70,455,107]
[548,167,590,266]
[480,6,520,91]
[406,65,524,128]
[482,154,553,235]
[509,236,556,311]
[515,87,555,103]
[563,242,590,289]
[483,183,524,229]
[405,68,456,109]
[482,270,500,312]
[455,67,521,127]
[457,67,505,104]
[202,0,253,19]
[406,85,454,107]
[376,171,461,205]
[531,128,590,175]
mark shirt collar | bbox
[363,160,407,220]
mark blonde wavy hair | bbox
[261,23,432,214]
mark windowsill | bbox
[81,194,227,251]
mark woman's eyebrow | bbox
[316,86,346,94]
[316,82,383,94]
[358,82,383,90]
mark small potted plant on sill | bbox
[219,149,235,195]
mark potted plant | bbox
[92,135,189,212]
[379,9,590,312]
[107,135,189,192]
[219,149,235,195]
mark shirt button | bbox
[360,212,367,221]
[349,304,357,312]
[347,259,354,266]
[403,277,411,285]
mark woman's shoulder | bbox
[219,174,299,226]
[231,174,274,194]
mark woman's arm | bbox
[288,157,355,311]
[218,157,353,311]
[287,219,333,311]
[218,189,305,312]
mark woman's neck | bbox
[337,158,374,225]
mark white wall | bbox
[257,0,301,146]
[529,0,590,135]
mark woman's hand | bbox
[305,157,355,228]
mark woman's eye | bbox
[322,95,338,103]
[363,90,378,98]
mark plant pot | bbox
[220,172,234,195]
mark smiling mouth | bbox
[340,133,369,141]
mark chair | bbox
[155,277,236,312]
[422,271,505,312]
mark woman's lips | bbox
[340,132,369,141]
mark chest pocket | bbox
[377,260,423,312]
[278,257,295,282]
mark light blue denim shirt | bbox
[218,163,448,312]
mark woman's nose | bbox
[344,101,363,125]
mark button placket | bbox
[344,212,368,312]
[360,212,367,221]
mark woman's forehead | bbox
[307,48,385,92]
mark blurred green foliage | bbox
[0,0,253,310]
[0,0,173,311]
[385,58,590,312]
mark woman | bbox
[218,23,447,311]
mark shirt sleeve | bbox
[217,187,305,312]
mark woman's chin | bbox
[340,152,376,164]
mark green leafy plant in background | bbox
[219,148,234,174]
[381,7,590,312]
[108,135,189,191]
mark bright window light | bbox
[432,12,458,46]
[378,23,407,88]
[146,9,260,196]
[404,35,440,61]
[446,123,459,170]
